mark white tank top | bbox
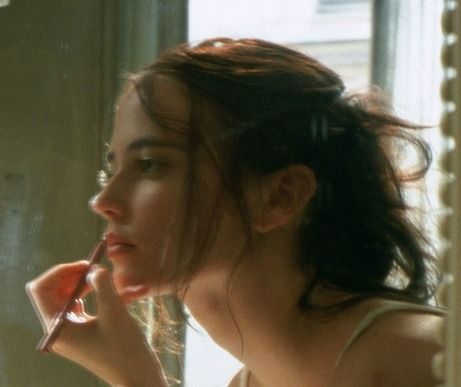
[238,301,444,387]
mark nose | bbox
[89,189,125,221]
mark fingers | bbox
[26,260,92,321]
[87,266,125,316]
[26,260,91,300]
[71,298,86,314]
[31,260,90,285]
[28,264,163,385]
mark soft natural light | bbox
[189,0,370,44]
[184,314,242,387]
[185,2,443,386]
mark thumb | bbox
[87,266,124,316]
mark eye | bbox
[137,157,166,175]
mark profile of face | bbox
[90,77,190,301]
[90,76,246,302]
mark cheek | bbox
[115,183,184,290]
[134,181,183,231]
[137,185,182,249]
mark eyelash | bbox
[137,157,164,174]
[96,158,166,187]
[96,169,111,188]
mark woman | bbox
[27,38,444,387]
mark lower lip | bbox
[106,243,136,259]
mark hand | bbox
[26,263,166,387]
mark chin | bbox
[113,272,176,300]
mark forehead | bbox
[112,76,191,147]
[142,75,191,125]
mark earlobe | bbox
[252,165,317,233]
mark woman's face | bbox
[91,77,246,302]
[91,78,193,301]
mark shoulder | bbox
[334,309,444,387]
[370,311,443,386]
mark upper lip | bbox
[104,232,135,247]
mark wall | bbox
[0,1,186,386]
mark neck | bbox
[183,235,348,387]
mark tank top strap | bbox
[239,367,250,387]
[334,301,445,367]
[238,302,444,387]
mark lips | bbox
[104,232,136,259]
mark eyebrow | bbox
[106,136,187,163]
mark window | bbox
[317,0,368,13]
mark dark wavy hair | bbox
[130,37,439,309]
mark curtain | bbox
[372,0,445,252]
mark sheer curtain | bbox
[372,0,444,226]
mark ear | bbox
[249,165,317,233]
